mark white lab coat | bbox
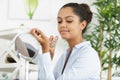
[35,41,101,80]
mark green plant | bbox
[85,0,120,80]
[25,0,38,19]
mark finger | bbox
[30,28,36,34]
[31,29,43,42]
[34,32,43,42]
[36,29,47,39]
[49,35,54,43]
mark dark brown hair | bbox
[61,3,93,33]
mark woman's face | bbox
[57,7,85,40]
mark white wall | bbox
[0,0,96,64]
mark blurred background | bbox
[0,0,120,80]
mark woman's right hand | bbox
[31,28,58,59]
[31,28,50,53]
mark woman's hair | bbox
[61,3,93,33]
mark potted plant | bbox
[85,0,120,80]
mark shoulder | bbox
[75,41,98,56]
[76,41,100,64]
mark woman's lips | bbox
[60,30,69,34]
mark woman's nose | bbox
[60,21,67,28]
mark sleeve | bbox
[38,52,55,80]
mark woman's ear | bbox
[80,20,87,30]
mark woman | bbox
[31,3,101,80]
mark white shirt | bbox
[34,41,101,80]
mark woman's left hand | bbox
[49,35,58,59]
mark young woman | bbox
[31,3,101,80]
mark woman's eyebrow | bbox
[57,16,73,19]
[65,16,73,19]
[57,17,61,19]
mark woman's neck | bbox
[68,36,83,51]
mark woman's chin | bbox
[61,36,69,40]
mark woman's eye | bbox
[66,21,73,23]
[58,21,62,24]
